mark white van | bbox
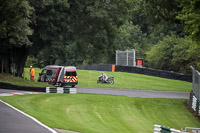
[38,65,78,87]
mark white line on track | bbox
[0,92,43,96]
[0,100,57,133]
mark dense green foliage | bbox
[146,36,200,73]
[0,0,33,76]
[1,94,200,133]
[1,0,200,76]
[177,0,200,42]
[29,0,131,66]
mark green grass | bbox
[0,68,195,133]
[0,73,53,87]
[77,70,191,92]
[4,68,190,92]
[0,94,199,133]
[23,67,42,82]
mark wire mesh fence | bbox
[116,49,136,66]
[190,66,200,100]
[190,66,200,115]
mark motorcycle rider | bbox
[101,72,108,83]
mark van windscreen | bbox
[65,72,76,76]
[46,70,52,75]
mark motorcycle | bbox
[97,76,114,84]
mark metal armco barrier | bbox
[183,127,200,133]
[0,82,77,94]
[46,87,77,94]
[0,82,46,92]
[115,65,192,82]
[154,124,181,133]
[77,64,113,71]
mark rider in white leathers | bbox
[101,72,108,83]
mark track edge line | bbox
[0,100,57,133]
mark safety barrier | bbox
[46,87,77,94]
[77,64,113,71]
[115,65,192,82]
[190,66,200,114]
[190,91,200,114]
[183,127,200,133]
[0,82,77,94]
[154,125,181,133]
[0,82,46,92]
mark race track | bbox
[77,87,189,99]
[0,87,189,133]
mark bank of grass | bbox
[22,68,191,92]
[0,73,52,87]
[0,94,199,133]
[23,67,42,82]
[77,70,191,92]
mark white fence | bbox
[154,125,200,133]
[154,125,181,133]
[46,87,77,94]
[116,49,136,66]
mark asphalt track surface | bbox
[0,87,189,133]
[0,100,56,133]
[0,87,189,99]
[77,87,189,99]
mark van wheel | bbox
[71,85,75,88]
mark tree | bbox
[177,0,200,42]
[130,0,185,44]
[146,35,199,73]
[0,0,33,76]
[114,21,147,57]
[29,0,131,66]
[146,36,175,71]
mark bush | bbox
[146,35,200,74]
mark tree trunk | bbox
[4,58,10,73]
[13,46,29,77]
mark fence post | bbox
[116,50,118,65]
[133,49,136,66]
[126,50,128,66]
[112,64,115,72]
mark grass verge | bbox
[23,67,42,82]
[77,70,191,92]
[0,73,52,87]
[9,68,192,92]
[0,94,199,133]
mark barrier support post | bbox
[112,64,115,72]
